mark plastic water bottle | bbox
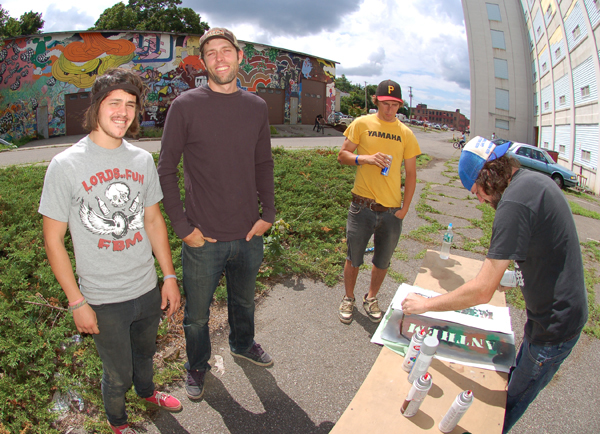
[407,335,439,383]
[439,390,474,433]
[500,270,517,287]
[401,372,433,417]
[440,223,453,260]
[401,328,427,372]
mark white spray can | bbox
[401,328,427,372]
[407,335,439,384]
[438,390,474,433]
[400,372,433,417]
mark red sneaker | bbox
[144,390,182,411]
[108,422,138,434]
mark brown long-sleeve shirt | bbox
[158,86,275,241]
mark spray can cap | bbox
[448,223,453,229]
[459,390,473,404]
[417,372,432,388]
[413,328,427,342]
[421,335,439,355]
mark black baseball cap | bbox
[376,79,403,103]
[199,27,241,56]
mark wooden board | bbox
[330,250,509,433]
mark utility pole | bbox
[364,81,368,113]
[408,86,413,119]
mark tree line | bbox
[336,74,410,118]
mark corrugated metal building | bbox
[462,0,600,194]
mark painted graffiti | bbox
[1,31,335,141]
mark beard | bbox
[207,65,238,86]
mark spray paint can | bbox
[407,335,439,384]
[438,390,474,433]
[401,328,427,372]
[401,372,433,417]
[381,155,392,176]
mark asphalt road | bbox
[2,127,599,434]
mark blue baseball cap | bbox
[458,136,511,191]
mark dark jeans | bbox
[91,286,161,426]
[346,202,402,269]
[182,236,263,372]
[503,333,580,433]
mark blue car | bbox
[495,140,579,189]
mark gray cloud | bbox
[431,34,470,89]
[338,47,385,77]
[42,5,96,32]
[419,0,464,26]
[183,0,362,38]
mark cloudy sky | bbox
[3,0,471,118]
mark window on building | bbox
[496,88,509,110]
[494,58,509,79]
[486,3,502,21]
[533,71,537,82]
[581,85,590,97]
[596,0,600,11]
[543,141,549,148]
[536,26,541,36]
[535,105,539,114]
[544,101,550,109]
[573,25,581,39]
[491,30,506,49]
[555,47,561,58]
[559,145,566,153]
[582,150,591,162]
[545,5,552,19]
[495,119,509,130]
[542,62,547,71]
[559,95,566,105]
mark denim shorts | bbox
[346,202,402,269]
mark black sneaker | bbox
[185,369,206,401]
[231,342,273,367]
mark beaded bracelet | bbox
[163,274,177,281]
[68,299,88,312]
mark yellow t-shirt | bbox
[344,114,421,207]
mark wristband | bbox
[163,274,177,281]
[68,297,85,306]
[355,155,360,166]
[68,299,87,312]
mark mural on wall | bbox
[0,31,335,141]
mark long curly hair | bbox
[84,68,147,136]
[475,156,520,208]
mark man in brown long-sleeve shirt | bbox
[157,28,275,402]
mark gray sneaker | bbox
[363,294,383,323]
[338,296,355,324]
[231,342,273,366]
[185,369,206,401]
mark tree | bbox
[92,0,209,34]
[0,7,44,38]
[335,74,353,93]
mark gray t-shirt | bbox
[487,169,588,345]
[39,136,163,305]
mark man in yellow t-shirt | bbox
[337,79,421,324]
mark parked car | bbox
[497,140,579,189]
[339,115,354,126]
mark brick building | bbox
[410,104,470,131]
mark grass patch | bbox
[270,125,278,135]
[569,201,600,220]
[139,126,163,138]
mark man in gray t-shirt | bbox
[402,137,587,433]
[39,69,182,433]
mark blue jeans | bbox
[91,286,161,426]
[503,333,580,433]
[346,202,402,269]
[182,236,263,372]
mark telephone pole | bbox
[408,86,413,119]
